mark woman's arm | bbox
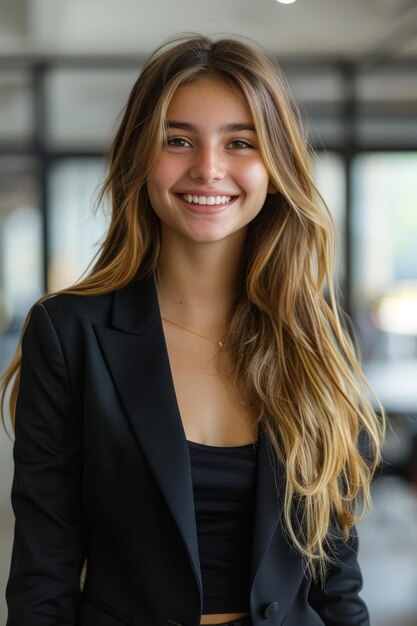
[308,524,370,626]
[6,303,84,626]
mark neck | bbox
[156,230,246,332]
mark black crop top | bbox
[187,439,258,614]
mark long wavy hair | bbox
[1,34,384,580]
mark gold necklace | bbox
[161,316,225,348]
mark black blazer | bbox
[6,275,370,626]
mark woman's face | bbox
[147,76,272,247]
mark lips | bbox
[180,193,233,206]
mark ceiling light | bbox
[276,0,297,4]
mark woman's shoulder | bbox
[39,288,114,325]
[35,275,155,333]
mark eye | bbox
[227,139,254,150]
[165,136,192,148]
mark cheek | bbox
[242,162,270,192]
[147,165,167,198]
[148,157,177,193]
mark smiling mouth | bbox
[180,194,234,206]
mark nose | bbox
[188,145,226,183]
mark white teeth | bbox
[182,194,232,205]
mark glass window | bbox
[306,115,347,146]
[286,68,346,145]
[45,68,139,149]
[352,152,417,413]
[357,116,417,147]
[312,151,346,293]
[357,69,417,103]
[47,158,109,291]
[0,156,41,371]
[0,71,33,144]
[356,69,417,146]
[286,67,344,104]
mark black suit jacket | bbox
[6,275,370,626]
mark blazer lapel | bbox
[93,275,203,602]
[251,430,281,579]
[251,432,303,598]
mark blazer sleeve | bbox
[6,303,84,626]
[308,523,370,626]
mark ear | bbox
[268,181,279,194]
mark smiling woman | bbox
[147,77,273,248]
[1,34,384,626]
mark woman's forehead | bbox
[165,76,254,129]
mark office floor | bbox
[358,475,417,626]
[1,431,417,624]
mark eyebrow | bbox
[165,120,256,133]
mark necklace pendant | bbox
[218,340,224,348]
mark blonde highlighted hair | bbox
[1,34,384,580]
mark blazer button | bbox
[264,601,280,618]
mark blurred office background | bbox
[1,0,417,623]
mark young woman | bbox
[1,35,384,626]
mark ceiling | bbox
[1,0,417,62]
